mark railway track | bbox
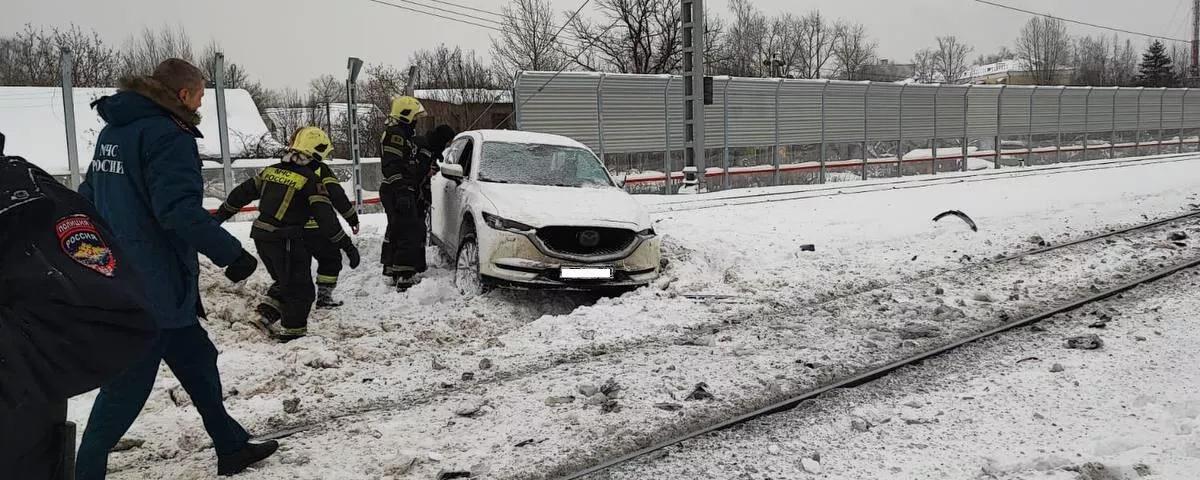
[239,207,1200,450]
[649,153,1200,214]
[556,242,1200,480]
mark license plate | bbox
[560,267,614,280]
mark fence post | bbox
[1110,88,1119,159]
[1083,87,1093,161]
[596,73,607,165]
[773,79,783,185]
[1159,87,1166,155]
[214,53,234,195]
[1055,86,1065,164]
[862,81,871,180]
[1183,88,1191,153]
[1135,87,1144,155]
[346,57,364,212]
[931,84,941,174]
[59,48,81,189]
[961,85,971,172]
[995,85,1006,169]
[897,84,907,176]
[663,76,673,195]
[1026,85,1035,167]
[513,71,524,130]
[723,77,732,190]
[818,80,829,183]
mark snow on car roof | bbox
[471,129,592,151]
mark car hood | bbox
[477,182,651,230]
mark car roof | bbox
[464,130,592,151]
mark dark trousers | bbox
[76,325,249,479]
[0,400,68,480]
[255,237,314,330]
[304,231,342,287]
[380,187,426,277]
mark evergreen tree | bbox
[1137,40,1176,87]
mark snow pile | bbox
[0,86,273,174]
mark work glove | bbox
[213,209,234,224]
[340,240,361,269]
[224,249,258,283]
[351,222,361,235]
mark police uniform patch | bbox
[55,214,117,277]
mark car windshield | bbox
[478,141,613,188]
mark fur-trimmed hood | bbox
[92,76,203,133]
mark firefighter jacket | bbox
[216,162,350,247]
[304,162,358,231]
[380,123,436,191]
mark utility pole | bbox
[1192,0,1199,85]
[680,0,706,193]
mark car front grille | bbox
[536,226,636,257]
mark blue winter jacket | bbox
[79,76,243,329]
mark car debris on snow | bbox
[899,323,941,340]
[112,438,144,452]
[1050,363,1065,372]
[478,358,493,370]
[436,468,472,479]
[685,382,715,401]
[545,396,576,407]
[282,397,301,414]
[654,402,683,411]
[1169,231,1189,241]
[799,244,817,252]
[1065,334,1104,350]
[461,372,475,381]
[932,210,978,232]
[800,456,823,474]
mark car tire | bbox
[455,229,487,297]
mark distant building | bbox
[412,89,513,133]
[959,60,1074,85]
[857,59,916,82]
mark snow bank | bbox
[0,86,273,174]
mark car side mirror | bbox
[441,163,465,182]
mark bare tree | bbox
[717,0,767,76]
[0,24,118,87]
[833,22,877,80]
[1015,16,1073,85]
[568,0,683,74]
[1110,37,1138,86]
[912,48,937,83]
[789,10,838,79]
[932,35,973,83]
[119,24,195,77]
[490,0,570,84]
[975,46,1016,66]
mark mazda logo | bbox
[577,230,601,248]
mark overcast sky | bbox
[4,0,1192,90]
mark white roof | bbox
[471,129,591,150]
[414,89,512,105]
[0,86,273,175]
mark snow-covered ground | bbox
[68,153,1200,478]
[608,266,1200,480]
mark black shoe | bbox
[217,440,279,476]
[255,302,282,323]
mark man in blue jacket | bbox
[75,59,277,478]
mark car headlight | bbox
[483,212,534,233]
[637,227,657,238]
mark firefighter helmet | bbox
[287,126,334,163]
[389,96,426,124]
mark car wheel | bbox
[455,232,486,297]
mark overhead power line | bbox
[973,0,1191,44]
[364,0,588,51]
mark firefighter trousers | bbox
[255,237,315,330]
[380,187,426,278]
[303,230,342,288]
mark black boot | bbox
[217,440,279,476]
[253,303,282,337]
[315,284,343,309]
[395,272,417,292]
[276,327,308,344]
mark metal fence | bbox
[514,72,1200,193]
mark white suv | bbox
[430,130,661,294]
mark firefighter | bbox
[379,96,431,290]
[215,127,361,342]
[296,128,361,309]
[1,135,157,480]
